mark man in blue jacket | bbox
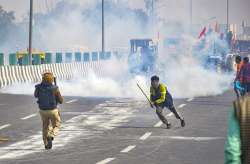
[34,71,63,150]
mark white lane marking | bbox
[140,132,152,140]
[154,121,163,127]
[0,124,10,130]
[0,100,136,160]
[62,112,113,115]
[167,113,173,117]
[66,99,78,104]
[21,114,37,120]
[155,112,173,127]
[96,158,115,164]
[178,104,186,109]
[120,145,136,153]
[187,98,194,102]
[166,136,224,141]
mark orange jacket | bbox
[236,61,244,81]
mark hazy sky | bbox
[0,0,249,26]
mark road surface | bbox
[0,90,234,164]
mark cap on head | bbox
[151,75,159,82]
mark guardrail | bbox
[0,51,112,66]
[0,61,104,88]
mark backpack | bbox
[36,84,58,110]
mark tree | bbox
[0,6,17,46]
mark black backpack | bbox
[36,84,58,110]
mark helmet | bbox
[42,70,54,84]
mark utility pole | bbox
[151,0,156,37]
[28,0,33,65]
[190,0,192,25]
[152,0,154,26]
[102,0,105,54]
[227,0,229,31]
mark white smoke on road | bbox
[0,54,233,99]
[160,55,233,98]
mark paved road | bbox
[0,91,235,164]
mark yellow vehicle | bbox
[16,49,46,65]
[16,50,45,59]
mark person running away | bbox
[34,71,63,150]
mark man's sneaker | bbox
[180,119,185,127]
[46,137,53,149]
[166,123,171,129]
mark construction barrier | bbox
[0,61,106,88]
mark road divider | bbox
[0,61,107,88]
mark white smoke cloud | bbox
[0,54,233,99]
[162,56,233,98]
[156,0,190,24]
[0,0,234,100]
[37,9,100,51]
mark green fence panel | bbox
[83,52,90,62]
[56,53,62,63]
[65,53,72,63]
[92,52,98,61]
[45,53,52,64]
[99,52,105,60]
[0,53,4,66]
[32,54,41,65]
[22,54,29,65]
[9,53,17,65]
[75,52,81,62]
[105,52,111,60]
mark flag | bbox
[198,27,207,39]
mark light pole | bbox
[28,0,33,65]
[152,0,154,36]
[227,0,229,31]
[102,0,105,54]
[190,0,192,25]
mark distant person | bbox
[234,55,244,98]
[239,57,250,96]
[34,71,63,150]
[17,57,23,66]
[150,75,185,129]
[41,54,45,64]
[225,93,250,163]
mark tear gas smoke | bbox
[0,0,234,99]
